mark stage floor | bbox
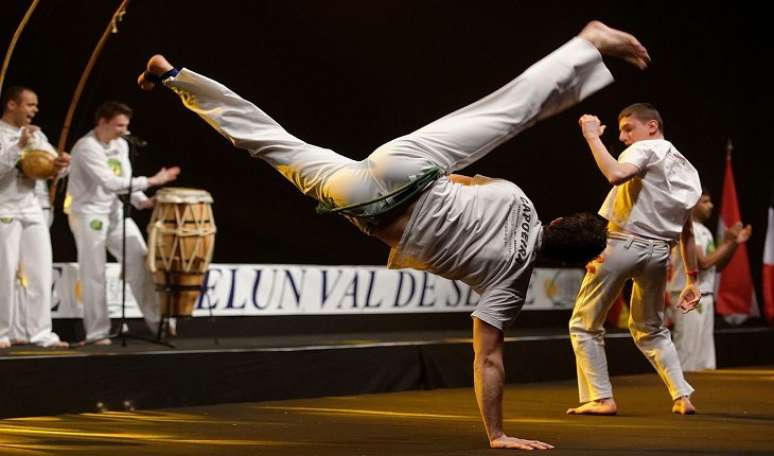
[1,367,772,455]
[0,328,565,356]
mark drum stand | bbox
[155,278,220,347]
[112,139,175,349]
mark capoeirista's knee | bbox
[474,352,504,372]
[569,315,604,336]
[629,325,666,345]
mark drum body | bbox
[147,187,216,316]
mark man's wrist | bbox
[685,269,699,283]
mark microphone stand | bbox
[113,137,174,348]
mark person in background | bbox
[66,101,179,345]
[0,86,70,348]
[668,188,751,371]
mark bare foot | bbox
[566,398,618,415]
[137,54,175,90]
[34,333,70,348]
[167,322,177,337]
[578,20,651,70]
[41,340,70,349]
[672,396,696,415]
[490,434,554,450]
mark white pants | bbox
[570,233,694,402]
[68,210,160,341]
[0,211,60,346]
[670,293,715,371]
[165,37,613,219]
[11,184,55,344]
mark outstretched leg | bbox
[365,21,648,190]
[139,56,367,209]
[137,21,649,214]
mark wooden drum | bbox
[147,187,216,316]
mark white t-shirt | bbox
[0,120,57,216]
[669,221,716,295]
[388,175,542,330]
[67,130,149,214]
[599,139,701,241]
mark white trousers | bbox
[11,184,55,344]
[670,293,716,371]
[68,210,160,341]
[165,37,613,217]
[570,234,694,402]
[0,211,60,346]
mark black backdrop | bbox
[1,2,770,294]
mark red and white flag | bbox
[715,146,758,323]
[763,187,774,324]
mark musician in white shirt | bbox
[0,86,70,348]
[67,101,179,345]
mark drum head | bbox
[155,187,213,204]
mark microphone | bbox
[123,134,148,148]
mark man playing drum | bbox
[66,101,180,345]
[138,21,699,449]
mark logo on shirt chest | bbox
[106,158,124,177]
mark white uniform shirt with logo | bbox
[0,120,57,216]
[669,221,716,295]
[599,139,701,241]
[67,130,149,214]
[388,175,542,330]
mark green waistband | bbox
[315,167,443,224]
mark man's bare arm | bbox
[579,115,639,185]
[677,219,701,312]
[473,318,553,450]
[697,221,751,271]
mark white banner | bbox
[51,263,584,318]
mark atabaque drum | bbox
[147,187,216,316]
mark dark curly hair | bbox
[540,212,607,265]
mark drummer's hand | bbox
[149,166,180,186]
[18,126,40,148]
[54,152,71,170]
[136,196,156,210]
